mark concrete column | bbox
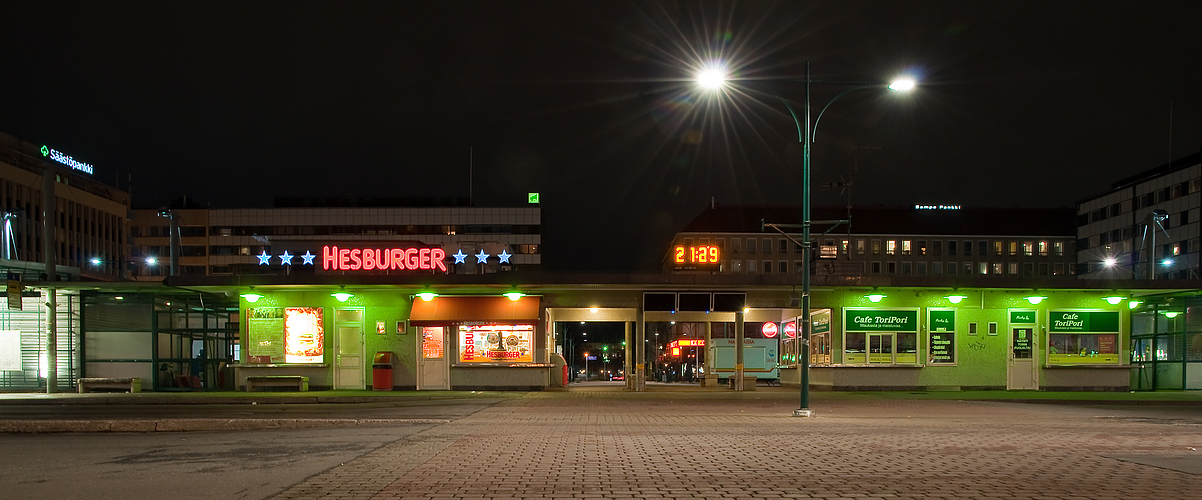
[734,311,745,391]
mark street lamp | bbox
[697,61,916,417]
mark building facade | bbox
[1077,149,1201,280]
[666,205,1078,279]
[0,131,130,280]
[128,203,541,279]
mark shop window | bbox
[844,333,866,364]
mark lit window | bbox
[1009,262,1018,275]
[1054,241,1064,257]
[1023,241,1034,256]
[992,262,1002,275]
[1009,241,1018,256]
[902,240,911,256]
[886,240,897,255]
[1038,241,1048,256]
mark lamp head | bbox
[695,64,728,90]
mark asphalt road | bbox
[0,398,504,421]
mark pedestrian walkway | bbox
[269,389,1202,500]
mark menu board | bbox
[458,323,534,363]
[0,330,20,371]
[247,308,285,363]
[246,307,325,364]
[929,332,955,364]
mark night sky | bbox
[3,2,1200,272]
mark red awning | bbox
[409,296,540,323]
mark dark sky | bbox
[3,2,1201,272]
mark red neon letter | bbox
[419,248,430,269]
[431,248,447,271]
[349,249,362,270]
[391,249,404,269]
[405,248,418,269]
[338,248,350,270]
[323,246,337,270]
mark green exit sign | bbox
[528,193,540,204]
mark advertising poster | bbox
[247,308,285,363]
[458,323,534,363]
[0,329,21,371]
[284,307,324,363]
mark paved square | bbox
[272,389,1202,499]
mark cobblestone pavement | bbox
[272,389,1202,499]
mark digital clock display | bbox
[673,245,720,267]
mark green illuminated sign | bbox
[528,192,540,204]
[1049,311,1119,333]
[845,309,917,332]
[1009,310,1036,324]
[929,310,955,331]
[811,310,831,334]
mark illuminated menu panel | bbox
[458,323,534,363]
[672,245,720,268]
[422,327,444,359]
[284,307,324,363]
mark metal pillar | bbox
[41,169,58,393]
[734,311,745,391]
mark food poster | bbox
[458,323,534,363]
[284,307,325,363]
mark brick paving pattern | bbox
[272,389,1202,499]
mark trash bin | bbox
[372,352,395,391]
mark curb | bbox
[0,418,450,433]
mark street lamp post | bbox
[697,61,915,416]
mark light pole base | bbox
[792,408,815,418]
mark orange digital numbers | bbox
[672,245,720,267]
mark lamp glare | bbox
[241,293,262,303]
[1103,257,1117,267]
[946,295,967,304]
[1025,296,1046,305]
[867,294,886,303]
[888,78,916,92]
[332,292,353,302]
[1103,296,1124,305]
[1128,300,1142,309]
[696,67,727,90]
[417,292,438,302]
[504,292,525,301]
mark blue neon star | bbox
[301,251,316,265]
[475,249,490,264]
[452,249,468,264]
[256,251,272,265]
[278,251,294,265]
[497,249,512,264]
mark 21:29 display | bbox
[673,245,719,265]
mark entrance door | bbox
[1008,327,1038,390]
[868,333,894,364]
[418,326,450,390]
[335,309,365,390]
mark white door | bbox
[335,309,365,390]
[1007,327,1038,390]
[418,326,450,390]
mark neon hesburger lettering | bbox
[322,245,447,272]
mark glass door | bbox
[418,326,450,390]
[868,333,894,364]
[1007,327,1037,390]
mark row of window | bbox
[131,224,541,238]
[1079,212,1196,250]
[1079,179,1201,226]
[688,236,1070,258]
[720,260,1075,277]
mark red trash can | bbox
[372,352,395,391]
[562,364,569,386]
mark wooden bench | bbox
[244,375,309,392]
[78,377,142,393]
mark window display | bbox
[1047,311,1120,364]
[246,307,325,364]
[458,323,534,363]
